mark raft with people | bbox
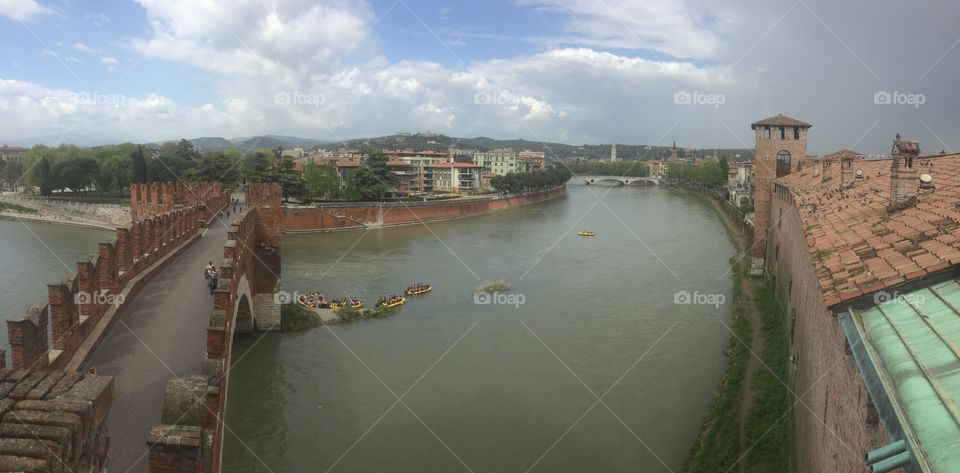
[405,283,432,296]
[328,298,364,309]
[376,295,406,308]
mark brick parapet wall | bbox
[282,185,566,232]
[6,203,210,372]
[767,182,886,473]
[131,182,228,222]
[0,368,114,473]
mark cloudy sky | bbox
[1,0,958,154]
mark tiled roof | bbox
[335,159,360,167]
[751,113,812,129]
[776,152,960,307]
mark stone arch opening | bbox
[235,294,254,334]
[776,150,792,177]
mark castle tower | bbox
[610,144,617,163]
[750,113,811,275]
[670,141,678,161]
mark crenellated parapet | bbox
[6,203,211,373]
[130,182,229,222]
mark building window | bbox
[779,127,785,140]
[764,127,771,139]
[776,151,791,177]
[793,127,800,140]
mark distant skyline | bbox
[1,0,959,155]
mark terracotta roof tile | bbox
[777,152,960,307]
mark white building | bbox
[432,162,484,194]
[473,148,531,175]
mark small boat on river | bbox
[577,231,596,237]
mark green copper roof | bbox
[850,279,960,473]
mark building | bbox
[752,111,960,472]
[334,159,361,190]
[648,160,669,177]
[383,149,451,195]
[610,144,617,163]
[518,150,546,172]
[431,162,484,194]
[0,145,27,162]
[281,147,305,159]
[727,161,755,207]
[473,148,531,175]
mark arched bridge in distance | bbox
[574,175,660,186]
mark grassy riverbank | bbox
[684,188,791,473]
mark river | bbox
[0,219,111,348]
[222,183,735,473]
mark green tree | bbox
[351,150,396,201]
[51,157,99,197]
[1,160,23,191]
[132,145,148,183]
[37,156,52,195]
[302,163,340,200]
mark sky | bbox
[1,0,959,154]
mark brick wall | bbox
[282,185,566,232]
[767,182,886,473]
[131,182,227,222]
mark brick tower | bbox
[750,113,811,275]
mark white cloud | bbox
[0,0,51,21]
[71,42,97,54]
[517,0,723,59]
[100,56,119,72]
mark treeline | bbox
[666,158,728,187]
[490,167,571,193]
[565,161,650,177]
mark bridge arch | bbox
[590,178,627,186]
[233,274,254,334]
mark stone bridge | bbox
[575,175,660,186]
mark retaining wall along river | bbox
[281,186,566,232]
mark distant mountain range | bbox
[3,132,754,161]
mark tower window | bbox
[779,127,785,140]
[793,127,800,140]
[764,127,771,139]
[776,150,792,177]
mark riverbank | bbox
[281,185,566,232]
[0,210,117,231]
[682,185,790,473]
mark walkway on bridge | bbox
[85,199,243,473]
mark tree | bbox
[302,163,340,200]
[1,160,23,191]
[97,154,133,195]
[37,156,52,195]
[52,157,99,197]
[351,150,397,201]
[132,145,148,183]
[189,151,240,184]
